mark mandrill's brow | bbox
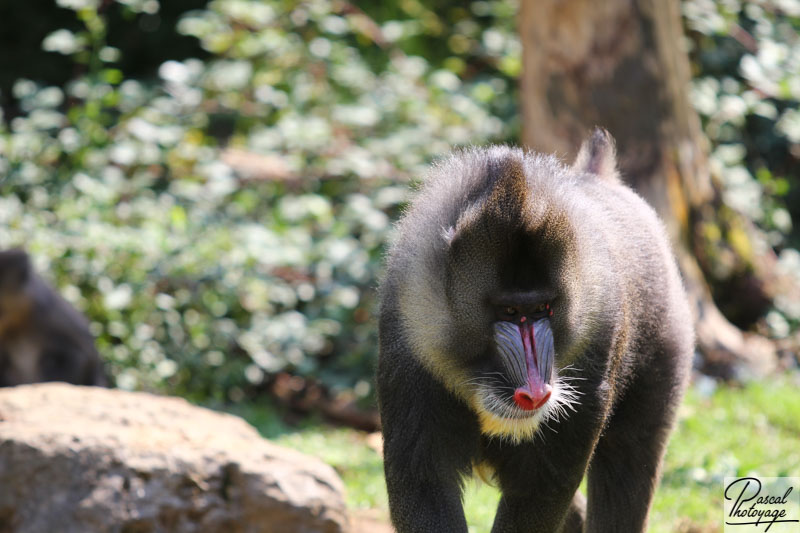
[490,289,557,308]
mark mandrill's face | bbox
[464,287,580,444]
[392,150,593,444]
[493,296,554,411]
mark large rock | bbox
[0,383,348,533]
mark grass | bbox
[227,372,800,532]
[650,373,800,532]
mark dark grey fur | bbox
[377,130,693,532]
[0,249,106,387]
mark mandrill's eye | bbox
[497,306,519,321]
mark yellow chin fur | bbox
[470,396,542,444]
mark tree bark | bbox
[518,0,777,377]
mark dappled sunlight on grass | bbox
[650,373,800,532]
[230,373,800,532]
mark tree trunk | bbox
[518,0,777,377]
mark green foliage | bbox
[684,0,800,333]
[0,0,518,400]
[1,0,798,399]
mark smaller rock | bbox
[0,383,348,533]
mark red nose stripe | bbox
[513,319,551,410]
[520,320,536,367]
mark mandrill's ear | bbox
[572,128,619,181]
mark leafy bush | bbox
[0,0,518,401]
[684,0,800,334]
[1,0,797,402]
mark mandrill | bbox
[376,129,693,532]
[0,249,106,387]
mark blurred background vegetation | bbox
[0,0,798,530]
[3,0,797,402]
[0,0,524,402]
